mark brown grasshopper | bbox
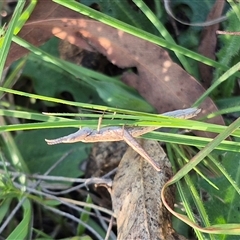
[45,108,201,171]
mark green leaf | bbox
[0,1,25,77]
[86,79,155,112]
[13,128,92,180]
[6,198,32,240]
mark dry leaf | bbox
[6,1,225,137]
[85,141,127,178]
[198,1,226,88]
[111,139,186,240]
[23,18,224,133]
[26,18,209,113]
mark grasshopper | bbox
[45,108,201,171]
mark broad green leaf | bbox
[13,128,92,179]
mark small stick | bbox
[97,111,105,132]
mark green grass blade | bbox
[132,0,193,75]
[171,117,240,184]
[0,57,27,99]
[77,194,92,236]
[13,0,37,35]
[12,35,154,112]
[6,198,32,240]
[194,61,240,106]
[163,118,240,234]
[1,108,240,153]
[208,153,240,195]
[53,0,240,77]
[0,1,25,77]
[144,132,240,153]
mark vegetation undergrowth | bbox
[1,0,240,239]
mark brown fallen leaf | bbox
[198,1,226,88]
[22,18,224,134]
[6,1,225,137]
[111,139,187,240]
